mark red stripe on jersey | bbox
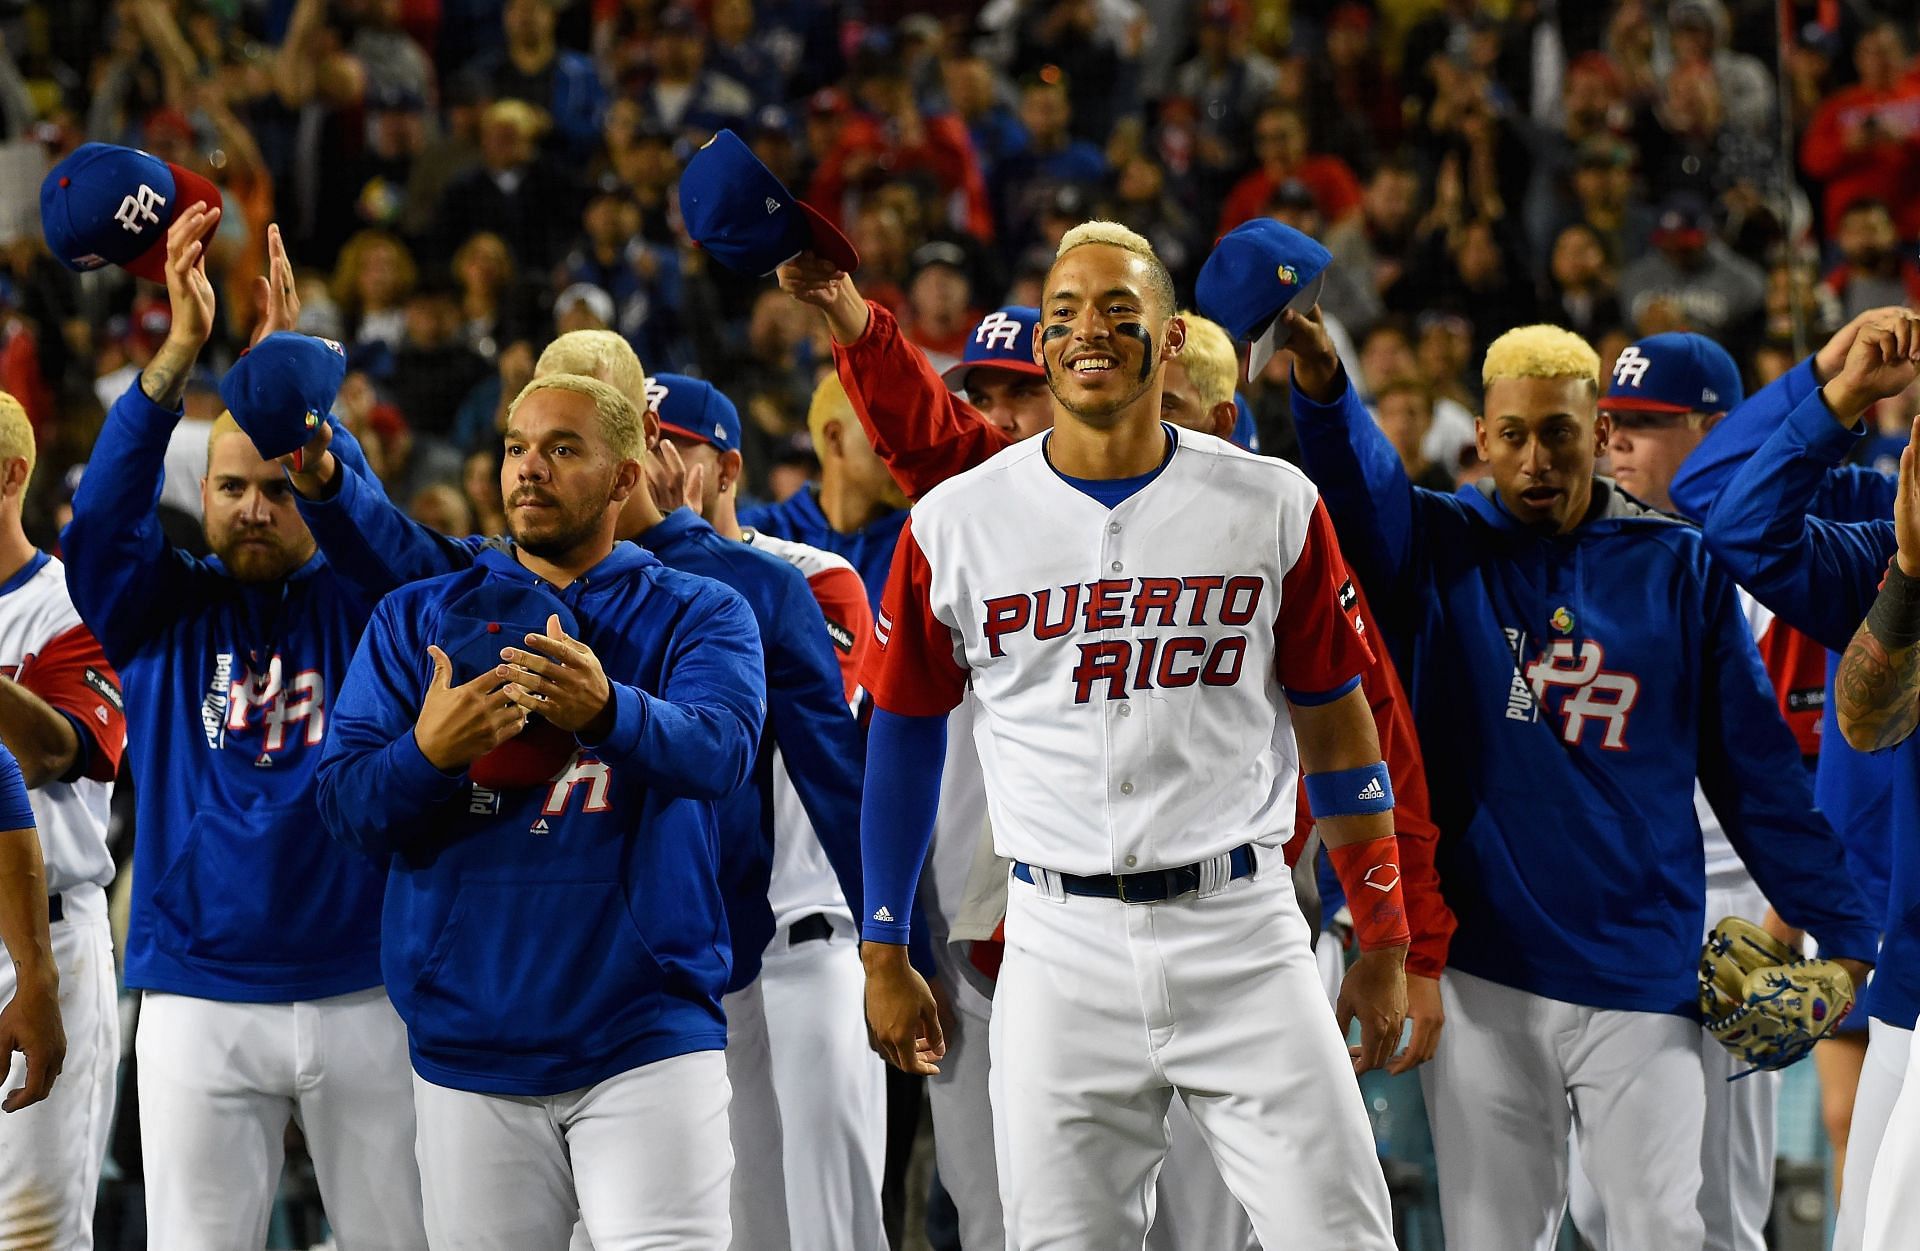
[17,622,126,781]
[864,518,968,717]
[1274,499,1375,694]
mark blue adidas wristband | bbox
[1303,762,1393,819]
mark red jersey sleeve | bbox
[863,518,969,717]
[836,301,1017,501]
[17,622,127,782]
[1275,498,1375,698]
[807,563,876,706]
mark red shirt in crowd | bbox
[1217,159,1365,237]
[1800,82,1920,239]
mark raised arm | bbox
[62,206,221,664]
[1702,314,1920,650]
[1836,413,1920,754]
[779,256,1014,498]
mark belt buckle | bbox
[1115,872,1136,903]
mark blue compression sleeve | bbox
[0,744,33,831]
[861,708,947,944]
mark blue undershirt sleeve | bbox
[860,707,948,944]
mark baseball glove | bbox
[1699,917,1855,1075]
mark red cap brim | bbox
[123,162,224,283]
[798,200,861,273]
[658,420,720,448]
[1598,396,1695,414]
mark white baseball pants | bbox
[1568,879,1778,1251]
[990,864,1394,1251]
[418,1049,732,1251]
[137,986,426,1251]
[927,936,1006,1251]
[721,979,792,1250]
[1423,970,1706,1251]
[1862,1018,1920,1249]
[760,914,887,1251]
[1837,1018,1910,1250]
[0,886,116,1250]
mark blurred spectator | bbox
[411,482,477,536]
[1218,105,1362,235]
[463,445,509,534]
[1618,195,1766,345]
[1820,199,1920,319]
[452,232,530,361]
[555,283,617,336]
[1800,21,1920,241]
[1371,379,1457,492]
[942,53,1026,182]
[1172,0,1280,162]
[1543,223,1624,342]
[350,87,432,239]
[462,0,608,160]
[900,242,979,374]
[1663,0,1774,141]
[997,0,1146,145]
[638,5,755,138]
[707,0,790,106]
[1525,52,1631,258]
[1355,318,1476,472]
[993,73,1109,247]
[435,99,579,270]
[1309,3,1403,172]
[1760,256,1842,350]
[809,40,994,241]
[1101,155,1200,293]
[1412,215,1540,361]
[331,229,418,348]
[715,289,825,499]
[389,286,491,441]
[1557,136,1654,268]
[1640,62,1774,211]
[1325,161,1422,324]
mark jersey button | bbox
[1108,521,1121,534]
[1124,854,1138,868]
[1110,560,1124,573]
[1118,703,1131,717]
[1120,781,1134,795]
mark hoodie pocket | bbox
[408,880,665,1056]
[150,806,385,968]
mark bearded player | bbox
[859,222,1402,1249]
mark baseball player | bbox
[649,372,889,1251]
[61,206,427,1248]
[1277,285,1876,1247]
[0,386,126,1249]
[317,372,765,1248]
[1563,332,1795,1251]
[1692,311,1920,1250]
[1671,310,1904,1247]
[777,256,1452,1249]
[860,222,1404,1250]
[280,332,867,1250]
[737,375,910,609]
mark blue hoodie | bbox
[61,381,389,1003]
[1293,372,1878,1014]
[738,486,908,611]
[317,543,763,1095]
[1670,357,1897,940]
[294,461,862,989]
[1697,383,1920,1029]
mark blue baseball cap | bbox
[646,373,741,454]
[1195,219,1331,378]
[1601,332,1743,418]
[218,333,348,459]
[40,142,223,281]
[943,307,1044,393]
[680,129,859,277]
[441,579,582,790]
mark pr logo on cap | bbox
[1613,346,1650,387]
[114,184,167,234]
[974,311,1023,350]
[644,377,669,413]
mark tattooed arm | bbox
[137,203,218,409]
[1839,412,1920,752]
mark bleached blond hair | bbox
[1481,325,1601,394]
[1054,221,1177,316]
[507,374,644,461]
[535,330,649,412]
[1176,311,1238,409]
[0,392,34,488]
[807,373,856,449]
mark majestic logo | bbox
[1276,264,1298,286]
[764,196,780,214]
[114,184,166,233]
[974,311,1024,351]
[644,377,669,414]
[1612,345,1651,388]
[1522,639,1642,749]
[529,817,552,835]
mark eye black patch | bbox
[1115,322,1153,380]
[1041,324,1072,344]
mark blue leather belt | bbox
[1013,845,1257,903]
[47,894,62,924]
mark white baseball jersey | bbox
[743,529,870,930]
[868,426,1371,877]
[0,553,124,895]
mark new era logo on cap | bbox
[40,142,223,282]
